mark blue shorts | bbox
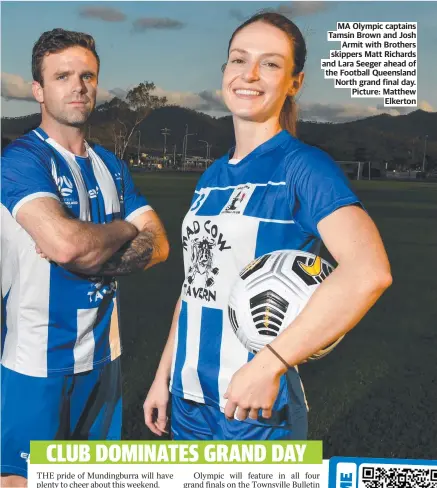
[1,358,122,478]
[171,395,307,441]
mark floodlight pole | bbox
[161,127,171,165]
[137,130,141,164]
[199,140,212,166]
[183,124,196,170]
[422,135,428,173]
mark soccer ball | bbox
[228,250,344,360]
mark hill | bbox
[2,107,436,168]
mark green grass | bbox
[120,175,437,459]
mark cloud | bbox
[375,104,411,116]
[230,2,330,22]
[132,17,185,33]
[299,101,432,123]
[108,87,128,99]
[96,87,114,105]
[0,73,227,115]
[275,1,331,17]
[1,72,34,102]
[78,7,126,22]
[229,8,245,22]
[418,100,434,112]
[197,90,229,112]
[3,73,432,122]
[98,84,228,113]
[152,87,228,113]
[300,102,400,123]
[1,73,118,107]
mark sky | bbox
[1,1,436,123]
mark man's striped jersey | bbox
[1,127,150,377]
[170,130,362,419]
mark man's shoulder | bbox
[1,131,54,174]
[2,131,52,161]
[89,142,119,162]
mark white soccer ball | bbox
[228,250,344,360]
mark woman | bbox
[144,12,392,440]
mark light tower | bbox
[161,128,171,165]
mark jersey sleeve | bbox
[288,147,363,237]
[119,159,152,222]
[187,169,211,212]
[1,144,60,219]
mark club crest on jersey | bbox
[221,184,255,215]
[56,175,74,197]
[50,159,78,207]
[182,220,231,302]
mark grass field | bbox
[119,174,437,459]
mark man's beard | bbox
[45,101,93,128]
[57,107,92,128]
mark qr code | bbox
[360,465,437,488]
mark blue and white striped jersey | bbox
[170,130,361,418]
[1,127,150,377]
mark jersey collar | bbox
[225,130,295,165]
[33,126,50,141]
[33,127,89,160]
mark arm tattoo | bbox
[98,229,157,276]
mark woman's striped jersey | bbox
[170,130,362,423]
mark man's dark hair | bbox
[32,28,100,85]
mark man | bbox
[1,28,169,486]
